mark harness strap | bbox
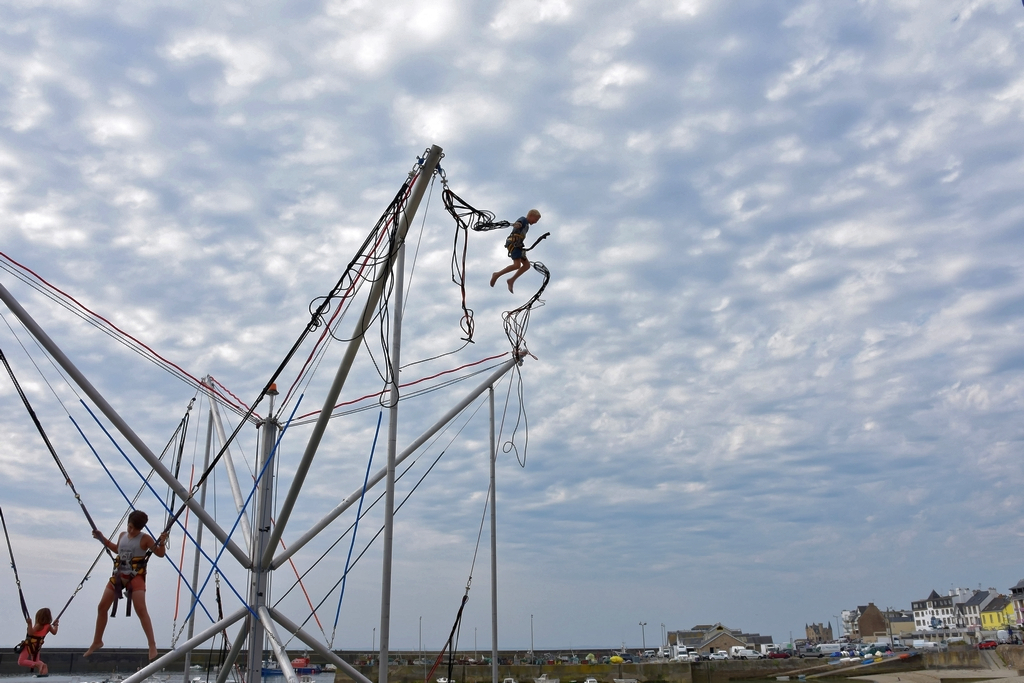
[109,556,148,617]
[23,633,44,659]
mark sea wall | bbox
[335,659,843,683]
[996,645,1024,670]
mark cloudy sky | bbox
[2,0,1024,656]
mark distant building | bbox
[884,609,915,638]
[980,595,1013,631]
[857,603,886,639]
[805,622,833,643]
[1010,579,1024,626]
[956,589,999,629]
[840,609,860,639]
[669,623,773,654]
[912,590,955,630]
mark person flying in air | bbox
[490,209,541,293]
[85,510,168,661]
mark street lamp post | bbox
[661,623,666,650]
[833,615,842,641]
[530,614,534,655]
[640,622,647,652]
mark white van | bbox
[815,643,842,655]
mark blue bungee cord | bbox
[69,410,217,623]
[179,392,305,626]
[329,410,383,648]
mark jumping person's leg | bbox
[507,257,530,292]
[490,263,518,286]
[131,587,158,660]
[84,583,117,656]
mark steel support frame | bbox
[122,607,248,683]
[272,356,518,569]
[262,145,443,569]
[0,280,250,568]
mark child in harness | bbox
[18,607,58,676]
[490,209,541,293]
[85,510,169,660]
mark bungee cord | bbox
[276,393,488,642]
[0,251,253,420]
[0,347,101,533]
[55,423,192,624]
[71,409,218,623]
[441,176,550,347]
[290,352,508,424]
[177,394,304,628]
[163,397,196,533]
[427,457,494,683]
[438,172,544,467]
[160,157,430,549]
[170,464,196,647]
[0,504,32,622]
[329,411,383,649]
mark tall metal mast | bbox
[246,385,287,683]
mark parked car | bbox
[767,651,791,659]
[708,651,729,661]
[978,640,998,650]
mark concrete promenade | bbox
[335,647,1024,683]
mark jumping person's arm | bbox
[91,529,117,552]
[142,532,170,558]
[49,621,58,635]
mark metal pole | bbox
[183,402,215,679]
[210,397,253,552]
[246,387,279,683]
[489,386,498,683]
[0,279,249,567]
[258,605,300,683]
[263,145,443,569]
[379,236,406,683]
[272,357,518,569]
[269,607,374,683]
[122,607,247,683]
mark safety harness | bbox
[110,554,148,617]
[15,631,45,659]
[504,230,525,256]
